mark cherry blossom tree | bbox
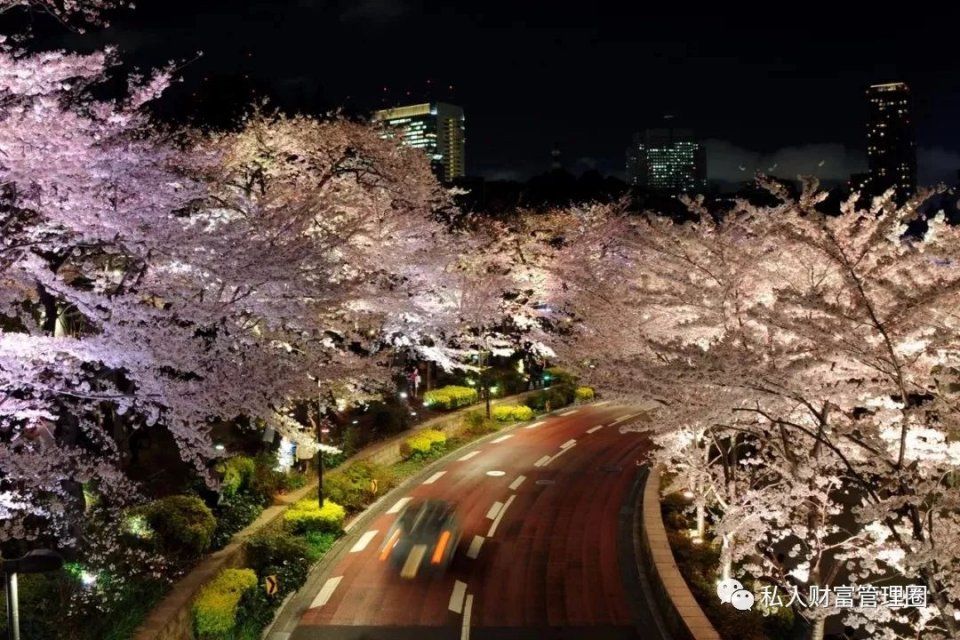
[525,183,960,639]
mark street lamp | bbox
[2,550,64,640]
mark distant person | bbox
[408,367,421,398]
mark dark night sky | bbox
[23,1,960,184]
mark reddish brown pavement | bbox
[284,403,662,640]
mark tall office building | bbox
[626,123,706,194]
[372,102,466,182]
[866,82,917,199]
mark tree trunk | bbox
[720,533,734,580]
[810,617,825,640]
[696,503,706,538]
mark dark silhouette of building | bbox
[626,117,706,194]
[866,82,917,201]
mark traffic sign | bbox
[264,575,278,596]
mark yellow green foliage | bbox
[575,386,596,402]
[401,429,447,459]
[216,456,256,497]
[192,568,257,638]
[492,404,535,423]
[283,498,346,534]
[423,385,478,409]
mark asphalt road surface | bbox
[269,402,670,640]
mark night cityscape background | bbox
[23,0,960,189]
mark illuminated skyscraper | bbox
[626,123,706,194]
[866,82,916,199]
[373,102,465,181]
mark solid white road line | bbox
[461,594,474,640]
[534,455,551,467]
[486,501,503,520]
[586,425,604,434]
[543,443,577,467]
[310,576,343,608]
[458,451,480,461]
[466,535,485,559]
[350,530,378,553]
[525,420,546,429]
[400,544,428,579]
[449,580,468,613]
[509,475,526,491]
[560,439,577,449]
[487,494,516,537]
[491,434,513,443]
[558,409,578,416]
[423,471,447,485]
[387,497,412,514]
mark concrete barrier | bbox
[639,466,721,640]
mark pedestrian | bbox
[411,367,422,398]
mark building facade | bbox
[626,125,706,194]
[866,82,917,199]
[372,102,466,182]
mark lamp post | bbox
[2,550,64,640]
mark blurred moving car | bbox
[379,498,461,578]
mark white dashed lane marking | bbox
[350,530,378,553]
[458,451,480,461]
[491,434,513,443]
[466,535,485,559]
[487,494,516,537]
[449,580,468,613]
[311,576,343,608]
[525,421,546,429]
[423,471,446,485]
[486,501,503,520]
[387,497,411,514]
[509,475,526,491]
[586,425,604,434]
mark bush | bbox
[303,530,338,561]
[524,386,574,412]
[423,385,478,410]
[212,491,265,549]
[368,401,408,436]
[234,588,274,637]
[193,568,258,639]
[575,386,595,402]
[323,461,396,511]
[524,390,549,412]
[245,530,310,596]
[217,456,256,498]
[144,495,217,558]
[545,367,577,386]
[492,404,535,423]
[494,368,528,395]
[401,429,448,459]
[283,498,345,534]
[462,410,499,436]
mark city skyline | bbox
[19,1,960,185]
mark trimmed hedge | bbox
[423,385,478,410]
[144,495,217,558]
[244,530,310,597]
[323,461,395,512]
[524,386,574,412]
[217,456,256,498]
[462,410,499,436]
[492,404,535,423]
[575,386,595,402]
[192,568,257,639]
[283,498,346,534]
[401,429,447,459]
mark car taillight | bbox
[380,529,401,561]
[431,530,452,564]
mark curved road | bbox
[269,403,669,640]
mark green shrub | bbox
[401,429,448,459]
[234,588,274,637]
[245,530,310,596]
[323,461,396,511]
[524,386,574,412]
[524,390,549,412]
[575,386,595,402]
[545,367,577,386]
[462,410,499,436]
[368,401,408,436]
[192,568,258,639]
[283,498,346,534]
[217,456,256,498]
[303,530,338,561]
[423,385,478,410]
[491,404,534,423]
[494,368,528,395]
[144,495,217,558]
[212,491,264,549]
